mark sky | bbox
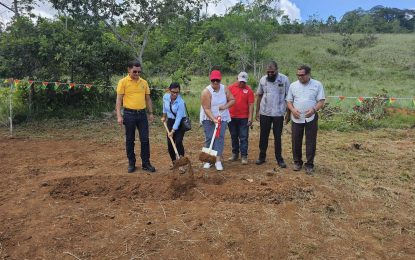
[1,0,414,25]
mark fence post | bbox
[9,79,13,137]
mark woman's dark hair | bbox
[169,82,181,91]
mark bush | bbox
[346,92,388,125]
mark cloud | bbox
[32,3,57,19]
[279,0,301,21]
[203,0,301,22]
[204,0,239,16]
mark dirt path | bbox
[0,123,414,259]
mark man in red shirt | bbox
[228,72,255,164]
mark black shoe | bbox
[127,165,136,173]
[142,162,156,172]
[255,159,265,165]
[305,166,314,175]
[293,164,302,171]
[277,160,287,168]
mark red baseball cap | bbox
[210,70,222,81]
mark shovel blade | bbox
[202,147,217,156]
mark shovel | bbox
[163,121,190,169]
[199,116,221,164]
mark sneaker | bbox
[142,162,156,172]
[255,159,265,165]
[305,167,314,175]
[203,162,212,169]
[127,164,136,173]
[215,161,224,171]
[228,153,239,162]
[277,160,287,168]
[241,156,248,165]
[293,164,302,171]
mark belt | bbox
[124,108,146,112]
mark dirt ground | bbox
[0,120,414,259]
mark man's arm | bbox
[287,101,301,119]
[116,94,124,125]
[305,99,325,118]
[145,94,154,122]
[255,94,262,121]
[314,99,325,111]
[219,87,235,110]
[248,103,254,126]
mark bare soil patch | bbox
[0,122,414,259]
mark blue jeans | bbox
[123,110,150,166]
[228,118,249,156]
[202,120,228,156]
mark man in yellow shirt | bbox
[116,61,156,173]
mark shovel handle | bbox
[207,121,219,152]
[163,121,180,159]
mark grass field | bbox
[143,33,415,118]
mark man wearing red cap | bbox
[200,70,235,171]
[227,72,255,164]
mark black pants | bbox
[123,110,150,166]
[258,115,284,162]
[291,114,318,168]
[166,118,185,161]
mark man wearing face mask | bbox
[255,61,290,168]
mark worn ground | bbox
[0,119,414,259]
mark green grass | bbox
[144,33,415,131]
[3,34,414,131]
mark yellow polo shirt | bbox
[116,75,150,110]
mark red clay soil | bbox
[0,124,414,259]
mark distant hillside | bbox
[339,6,415,33]
[266,33,415,97]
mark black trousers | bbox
[291,114,318,168]
[166,118,185,161]
[258,115,284,162]
[123,110,150,166]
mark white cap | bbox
[237,72,248,82]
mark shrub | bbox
[347,92,388,125]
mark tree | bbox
[303,14,323,35]
[325,15,337,33]
[49,0,209,63]
[224,0,282,78]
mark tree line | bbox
[1,0,414,84]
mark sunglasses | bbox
[132,70,141,74]
[170,90,180,95]
[211,79,221,83]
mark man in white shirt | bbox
[286,65,325,175]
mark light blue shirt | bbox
[163,93,186,130]
[286,78,325,123]
[256,73,290,117]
